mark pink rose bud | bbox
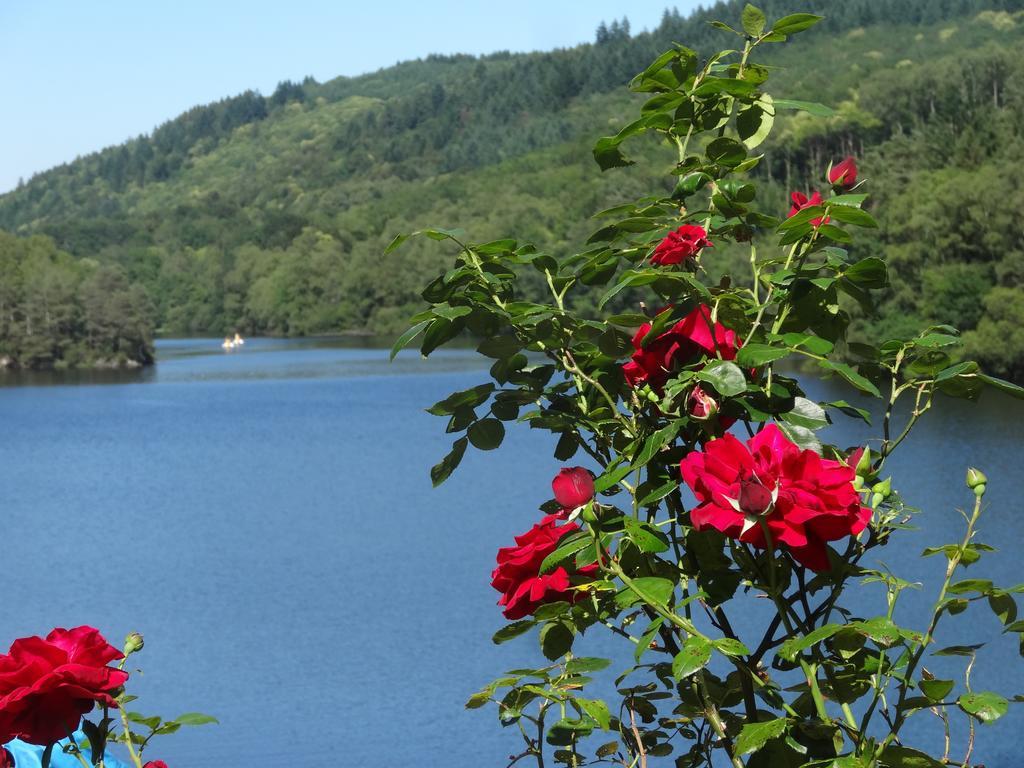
[552,466,595,509]
[688,386,718,421]
[828,157,857,188]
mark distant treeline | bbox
[0,232,154,369]
[1,0,1023,376]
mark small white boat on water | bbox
[221,333,245,350]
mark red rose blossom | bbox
[491,515,598,620]
[828,156,858,188]
[552,467,595,510]
[650,224,711,266]
[679,424,871,571]
[788,190,829,227]
[0,748,12,768]
[144,762,169,768]
[0,626,129,745]
[623,305,739,393]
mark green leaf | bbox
[635,618,665,663]
[778,623,843,661]
[978,372,1024,399]
[576,697,612,730]
[384,233,410,254]
[623,517,670,553]
[828,205,878,229]
[714,638,750,657]
[773,99,835,118]
[636,479,678,507]
[493,620,535,645]
[430,437,468,487]
[540,531,593,573]
[843,257,887,289]
[919,679,954,701]
[468,418,505,450]
[780,397,828,430]
[390,320,431,361]
[734,717,788,755]
[736,343,790,367]
[593,462,633,494]
[617,576,674,608]
[932,643,984,657]
[737,95,774,150]
[741,4,767,36]
[947,578,994,595]
[706,137,748,167]
[819,360,881,397]
[771,13,823,35]
[672,636,712,680]
[697,360,746,397]
[878,745,944,768]
[540,621,575,661]
[853,617,902,647]
[566,657,612,674]
[958,691,1009,723]
[172,712,219,726]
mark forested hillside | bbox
[2,0,1023,376]
[0,232,154,369]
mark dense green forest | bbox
[1,0,1023,377]
[0,232,154,369]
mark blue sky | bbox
[0,1,700,193]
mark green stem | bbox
[872,492,984,757]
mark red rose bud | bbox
[687,386,718,421]
[788,190,829,227]
[737,477,773,517]
[144,762,169,768]
[828,157,858,188]
[650,224,711,266]
[552,467,595,509]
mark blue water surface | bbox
[0,338,1021,767]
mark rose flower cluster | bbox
[490,164,872,619]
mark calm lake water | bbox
[0,338,1021,767]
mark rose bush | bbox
[394,4,1024,766]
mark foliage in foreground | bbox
[396,6,1024,767]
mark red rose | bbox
[828,156,857,188]
[623,305,739,393]
[650,224,711,266]
[552,467,595,510]
[788,191,829,227]
[679,424,871,571]
[0,748,12,768]
[0,626,129,745]
[491,515,598,620]
[144,762,169,768]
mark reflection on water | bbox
[0,338,1021,767]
